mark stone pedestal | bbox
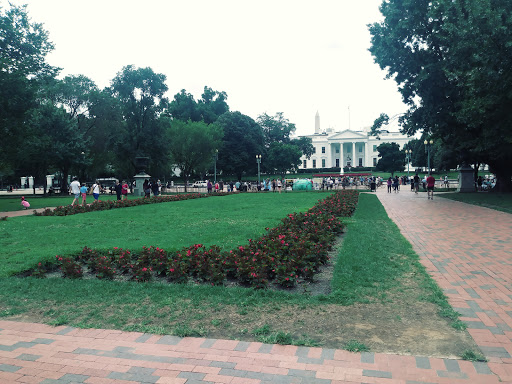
[133,173,150,197]
[457,164,475,193]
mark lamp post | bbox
[405,149,412,178]
[213,149,218,184]
[256,154,262,185]
[424,139,433,174]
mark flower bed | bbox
[30,190,359,289]
[33,193,228,216]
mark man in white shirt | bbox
[69,177,81,205]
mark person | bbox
[91,180,101,202]
[413,173,420,194]
[69,177,81,205]
[444,175,449,188]
[143,179,151,198]
[151,179,159,196]
[207,180,212,193]
[387,177,392,193]
[393,176,399,192]
[426,173,436,200]
[277,179,282,194]
[121,180,129,200]
[115,180,122,200]
[80,183,88,205]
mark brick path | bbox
[1,188,512,383]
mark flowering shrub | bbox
[31,262,47,278]
[95,255,116,280]
[55,255,83,278]
[36,190,359,288]
[34,193,231,217]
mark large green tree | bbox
[215,111,264,181]
[23,103,87,193]
[376,142,404,176]
[165,119,223,190]
[110,65,169,177]
[368,0,512,191]
[0,3,57,178]
[258,112,296,147]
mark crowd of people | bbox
[69,177,129,205]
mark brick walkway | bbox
[1,188,512,383]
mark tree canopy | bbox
[215,111,264,181]
[376,142,404,176]
[369,0,512,191]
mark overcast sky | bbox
[7,0,407,136]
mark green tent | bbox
[293,179,313,191]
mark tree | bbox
[368,0,512,191]
[0,3,58,177]
[258,112,296,147]
[265,142,303,177]
[215,111,264,181]
[291,136,314,160]
[110,65,169,177]
[168,89,202,122]
[376,142,404,176]
[165,119,223,190]
[198,86,229,124]
[168,86,229,124]
[24,103,87,194]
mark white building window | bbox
[312,159,316,168]
[373,145,377,152]
[373,158,377,166]
[322,159,326,167]
[303,160,307,168]
[321,147,326,154]
[359,145,363,153]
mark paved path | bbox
[1,188,512,383]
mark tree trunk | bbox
[490,166,512,193]
[60,169,69,195]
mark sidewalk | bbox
[1,188,512,383]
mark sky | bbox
[6,0,407,137]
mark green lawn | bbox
[0,192,470,353]
[0,192,333,276]
[440,192,512,214]
[0,194,140,212]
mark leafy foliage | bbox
[37,191,359,288]
[368,0,512,191]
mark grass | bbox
[0,191,475,355]
[0,193,140,212]
[440,192,512,214]
[0,192,331,277]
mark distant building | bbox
[298,111,411,171]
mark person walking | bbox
[426,173,436,200]
[91,180,102,202]
[80,183,88,205]
[69,177,81,205]
[413,173,420,194]
[121,181,129,200]
[387,177,392,193]
[115,180,122,200]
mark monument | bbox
[133,156,150,197]
[457,163,475,193]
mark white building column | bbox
[365,142,371,167]
[352,142,356,167]
[339,142,344,169]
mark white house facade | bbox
[298,112,411,171]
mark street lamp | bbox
[424,139,434,174]
[405,149,412,178]
[256,154,262,186]
[213,149,218,184]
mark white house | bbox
[298,111,411,170]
